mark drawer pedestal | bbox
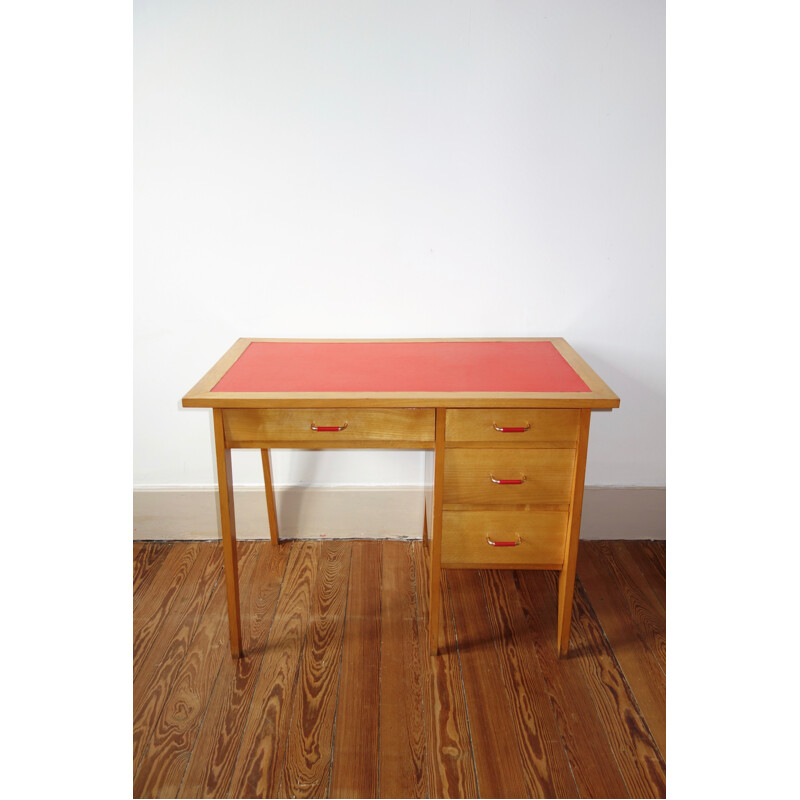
[428,407,592,657]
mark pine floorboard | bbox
[134,542,171,607]
[328,541,381,798]
[133,539,666,798]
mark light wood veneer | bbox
[440,510,568,568]
[182,339,619,660]
[443,448,576,506]
[222,407,434,448]
[445,408,580,445]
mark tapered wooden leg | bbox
[214,409,244,658]
[428,410,446,655]
[423,449,435,549]
[557,409,591,656]
[557,567,578,656]
[260,449,279,544]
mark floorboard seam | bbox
[444,571,481,799]
[573,575,665,773]
[226,540,294,797]
[325,543,354,799]
[376,542,384,799]
[133,546,224,782]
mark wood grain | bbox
[557,408,591,655]
[514,570,631,798]
[133,542,262,798]
[178,541,295,798]
[134,543,204,676]
[328,541,382,799]
[428,409,447,655]
[652,541,666,569]
[446,569,529,799]
[577,544,666,759]
[379,541,426,799]
[612,541,666,613]
[555,573,666,797]
[443,448,576,506]
[133,540,664,799]
[214,407,243,658]
[133,544,223,774]
[261,449,280,544]
[227,541,320,798]
[595,541,666,666]
[628,541,666,600]
[440,509,567,568]
[445,408,580,444]
[414,542,478,799]
[133,541,170,609]
[278,541,352,799]
[481,569,579,798]
[223,407,435,446]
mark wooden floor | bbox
[134,539,665,799]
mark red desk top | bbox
[211,341,591,394]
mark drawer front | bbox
[443,448,575,505]
[222,408,435,446]
[445,409,580,445]
[441,510,568,568]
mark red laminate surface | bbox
[211,341,590,394]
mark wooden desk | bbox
[182,338,619,658]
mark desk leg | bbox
[260,449,280,544]
[214,409,244,658]
[557,409,591,657]
[428,410,446,655]
[423,448,435,549]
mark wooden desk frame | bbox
[182,338,619,659]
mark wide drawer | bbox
[445,409,580,445]
[222,408,435,446]
[443,448,575,505]
[441,510,568,568]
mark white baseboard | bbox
[133,485,665,541]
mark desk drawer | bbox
[441,510,567,568]
[443,448,575,505]
[222,408,435,447]
[445,409,580,445]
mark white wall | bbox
[134,0,665,490]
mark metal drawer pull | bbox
[310,421,349,432]
[486,534,522,547]
[490,474,527,485]
[493,422,530,433]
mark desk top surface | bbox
[182,338,619,409]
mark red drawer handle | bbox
[493,422,531,433]
[486,534,521,547]
[490,474,527,485]
[310,421,349,432]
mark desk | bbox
[182,338,619,658]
